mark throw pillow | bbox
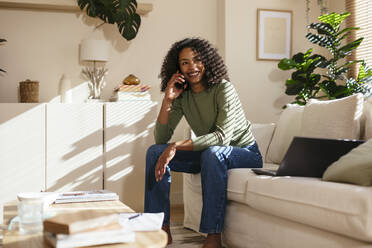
[300,94,363,140]
[364,100,372,140]
[251,123,276,162]
[266,104,304,164]
[322,139,372,186]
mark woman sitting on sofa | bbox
[144,37,262,248]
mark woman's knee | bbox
[146,144,167,157]
[200,146,227,171]
[201,146,220,161]
[146,144,167,170]
[201,146,232,161]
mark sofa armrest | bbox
[251,123,276,163]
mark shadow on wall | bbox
[268,67,295,110]
[77,6,131,55]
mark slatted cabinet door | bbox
[104,101,158,211]
[46,103,104,192]
[0,103,45,224]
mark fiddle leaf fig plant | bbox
[0,38,6,73]
[279,12,372,106]
[278,48,326,105]
[77,0,141,41]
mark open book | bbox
[54,190,119,204]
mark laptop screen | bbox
[276,136,364,177]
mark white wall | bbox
[0,0,218,104]
[224,0,308,123]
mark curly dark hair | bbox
[159,37,229,92]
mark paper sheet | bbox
[118,212,164,231]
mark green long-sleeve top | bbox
[154,80,255,151]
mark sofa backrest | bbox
[262,94,371,165]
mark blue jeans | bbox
[144,142,262,234]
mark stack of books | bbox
[113,84,151,101]
[43,210,135,248]
[55,190,119,204]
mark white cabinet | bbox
[46,103,103,192]
[104,101,158,211]
[0,103,45,224]
[1,101,157,223]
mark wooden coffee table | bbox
[2,200,167,248]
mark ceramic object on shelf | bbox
[59,74,72,103]
[123,74,140,85]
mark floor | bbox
[170,204,184,226]
[169,204,206,248]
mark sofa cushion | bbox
[300,94,363,140]
[266,104,304,164]
[323,139,372,186]
[251,123,275,163]
[244,175,372,242]
[227,169,257,204]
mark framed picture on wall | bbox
[256,9,293,61]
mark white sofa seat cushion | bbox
[227,166,279,204]
[244,175,372,242]
[227,169,257,204]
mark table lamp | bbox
[80,39,110,100]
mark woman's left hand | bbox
[155,143,177,182]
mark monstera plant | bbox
[279,12,372,106]
[77,0,141,41]
[0,38,6,73]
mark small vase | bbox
[59,74,72,103]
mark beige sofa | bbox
[183,94,372,248]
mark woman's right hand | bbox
[164,71,185,102]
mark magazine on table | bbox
[54,190,119,204]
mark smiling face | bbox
[178,47,205,87]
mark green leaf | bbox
[278,58,297,70]
[292,71,307,82]
[334,85,350,98]
[117,13,141,40]
[78,0,99,17]
[357,63,372,81]
[285,79,304,95]
[309,74,321,86]
[292,52,304,64]
[336,27,359,37]
[309,54,328,68]
[303,48,313,59]
[306,33,333,48]
[319,80,338,98]
[337,60,363,71]
[337,37,363,58]
[78,0,141,41]
[308,22,335,36]
[318,12,350,30]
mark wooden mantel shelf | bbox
[0,0,153,15]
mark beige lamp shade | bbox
[80,39,109,62]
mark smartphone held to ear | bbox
[175,82,186,89]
